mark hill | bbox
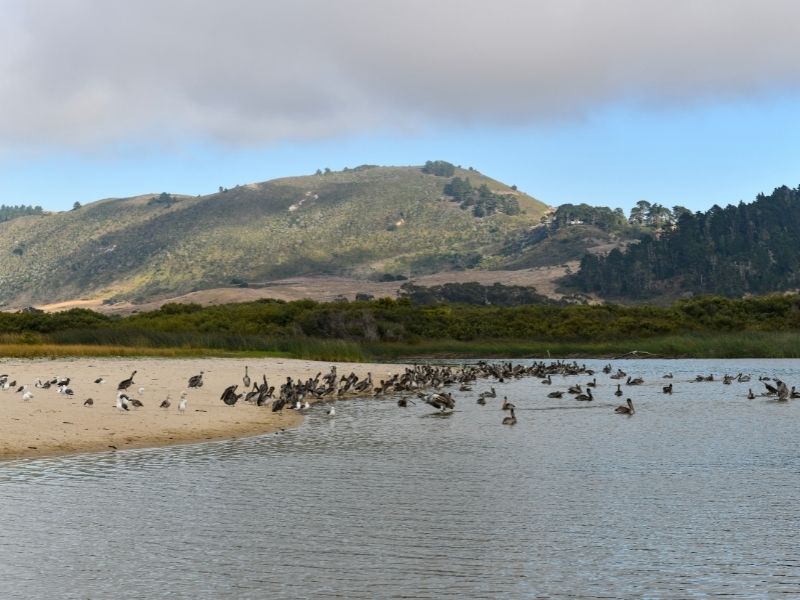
[0,164,551,308]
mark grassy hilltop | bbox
[0,164,549,307]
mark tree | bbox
[421,160,456,177]
[629,200,652,225]
[72,201,81,211]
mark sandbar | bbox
[0,356,403,460]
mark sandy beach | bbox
[0,357,404,460]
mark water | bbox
[2,359,800,599]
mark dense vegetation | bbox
[397,282,553,306]
[443,177,521,216]
[573,186,800,299]
[0,204,44,223]
[2,293,800,358]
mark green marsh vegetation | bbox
[2,293,800,359]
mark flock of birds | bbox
[1,360,797,428]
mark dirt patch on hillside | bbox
[34,265,584,315]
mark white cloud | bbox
[1,0,799,150]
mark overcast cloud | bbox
[2,0,799,150]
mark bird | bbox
[220,384,240,406]
[94,377,105,384]
[614,383,623,397]
[117,371,137,391]
[129,398,144,409]
[22,388,33,401]
[502,408,517,425]
[243,366,251,390]
[501,396,515,410]
[327,405,336,416]
[662,383,673,394]
[547,390,564,398]
[83,398,94,407]
[188,371,204,388]
[575,388,594,401]
[138,386,145,396]
[747,388,755,400]
[662,372,673,379]
[626,376,644,386]
[477,396,486,405]
[615,398,635,415]
[116,392,130,412]
[160,395,171,409]
[178,394,188,414]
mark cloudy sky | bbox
[1,0,799,212]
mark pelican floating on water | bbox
[615,398,635,415]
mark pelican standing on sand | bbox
[117,371,137,391]
[188,371,204,388]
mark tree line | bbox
[572,185,800,299]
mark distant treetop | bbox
[0,204,44,222]
[421,160,456,177]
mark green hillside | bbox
[0,164,549,306]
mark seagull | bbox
[138,386,145,396]
[22,388,33,401]
[116,392,130,412]
[178,394,188,414]
[327,405,336,416]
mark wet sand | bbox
[0,357,404,460]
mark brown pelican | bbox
[188,371,204,388]
[626,376,644,386]
[747,388,755,400]
[662,383,672,394]
[614,384,623,397]
[575,388,593,401]
[502,408,517,425]
[501,396,515,410]
[615,398,634,414]
[547,390,564,398]
[83,398,93,407]
[243,366,251,390]
[117,370,137,391]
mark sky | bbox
[1,0,799,213]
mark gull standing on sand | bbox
[116,392,130,412]
[178,393,188,414]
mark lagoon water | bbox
[2,359,800,599]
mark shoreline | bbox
[0,356,405,461]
